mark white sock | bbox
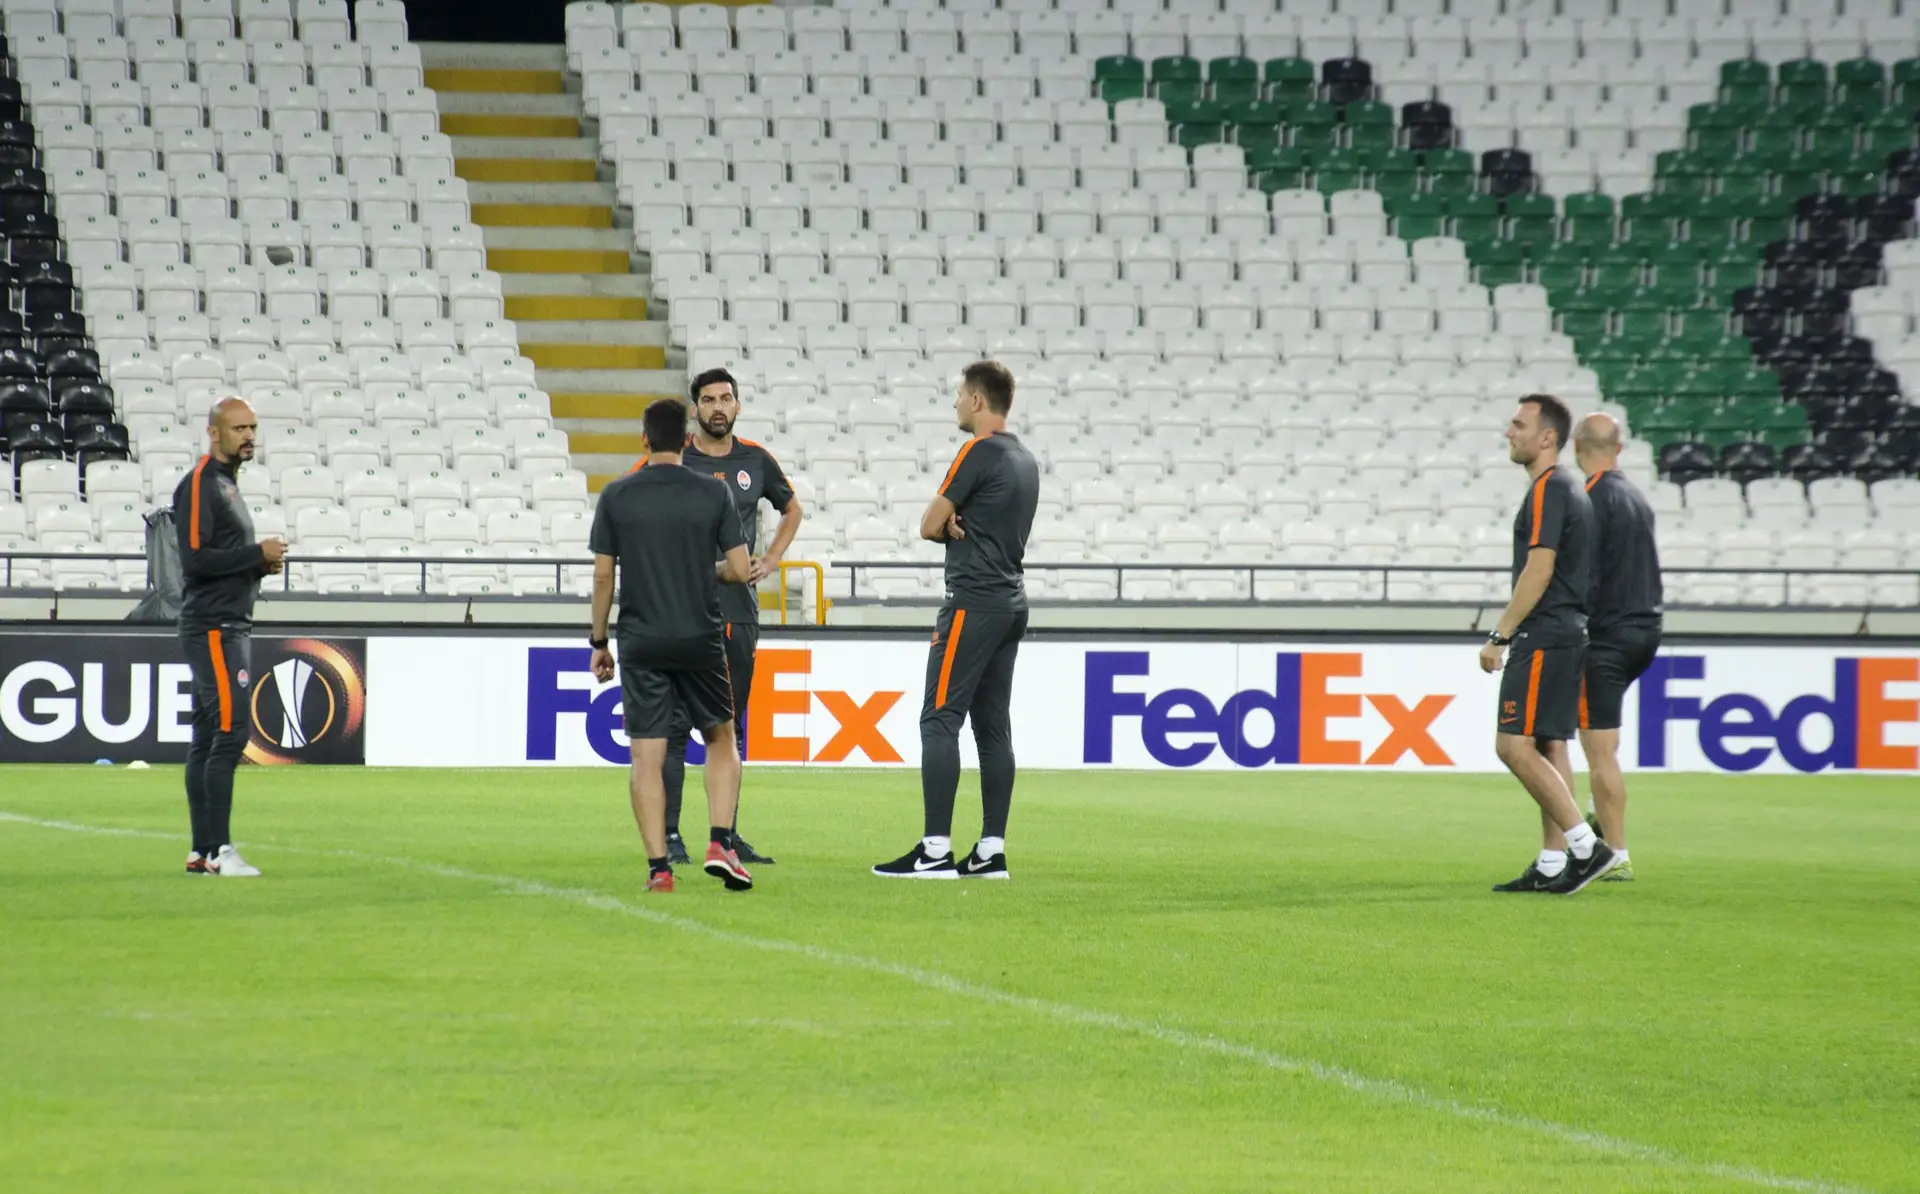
[1565,821,1597,860]
[922,835,951,858]
[1536,849,1567,877]
[976,836,1004,859]
[1613,849,1629,865]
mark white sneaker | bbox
[209,845,261,877]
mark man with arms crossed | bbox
[1569,412,1663,881]
[1480,394,1620,894]
[176,397,286,876]
[875,362,1040,881]
[589,399,755,894]
[660,368,804,866]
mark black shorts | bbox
[1581,626,1662,732]
[667,620,758,739]
[921,606,1028,724]
[618,635,734,740]
[1497,643,1584,741]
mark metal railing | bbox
[2,551,1915,612]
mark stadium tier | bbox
[5,0,1919,605]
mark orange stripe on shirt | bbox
[1584,466,1609,493]
[1522,650,1545,737]
[934,610,967,707]
[939,437,985,495]
[188,456,210,549]
[1527,471,1551,547]
[208,628,234,733]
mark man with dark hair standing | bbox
[1569,412,1663,882]
[1479,394,1619,895]
[660,367,804,866]
[590,398,756,894]
[175,397,286,877]
[875,361,1040,881]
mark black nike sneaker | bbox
[957,848,1008,880]
[1548,841,1621,895]
[731,834,776,865]
[665,833,691,866]
[872,842,957,880]
[1492,863,1559,893]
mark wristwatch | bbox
[1486,631,1512,646]
[589,635,608,651]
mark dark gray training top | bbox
[590,461,747,651]
[1583,468,1665,636]
[173,454,264,634]
[937,430,1040,611]
[1509,463,1594,650]
[684,437,796,626]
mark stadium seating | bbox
[562,0,1919,604]
[4,0,596,596]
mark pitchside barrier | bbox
[2,628,1915,775]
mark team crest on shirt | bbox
[736,470,751,490]
[237,669,251,689]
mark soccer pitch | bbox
[1,766,1913,1193]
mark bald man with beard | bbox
[1562,413,1664,882]
[173,398,287,877]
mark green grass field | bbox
[1,765,1914,1194]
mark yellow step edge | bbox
[587,473,623,493]
[424,68,564,94]
[471,203,613,228]
[505,295,648,321]
[522,343,666,370]
[551,393,678,419]
[439,113,581,138]
[486,247,630,274]
[571,432,650,455]
[456,158,599,183]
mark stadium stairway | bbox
[424,42,678,490]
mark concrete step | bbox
[424,68,565,95]
[482,226,630,251]
[486,247,632,273]
[455,158,599,183]
[440,113,581,138]
[523,343,666,369]
[551,393,679,420]
[502,272,652,298]
[471,202,611,228]
[541,368,684,393]
[436,92,583,118]
[418,43,567,72]
[511,319,666,346]
[469,180,617,206]
[452,135,596,160]
[505,293,649,320]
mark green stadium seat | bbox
[1656,151,1714,198]
[1894,58,1920,105]
[1651,243,1703,286]
[1719,59,1771,108]
[1447,192,1500,242]
[1637,406,1693,445]
[1715,167,1770,203]
[1100,78,1147,104]
[1422,147,1476,197]
[1502,192,1556,244]
[1208,56,1260,102]
[1697,403,1755,448]
[1864,109,1918,157]
[1313,145,1366,192]
[1387,191,1446,240]
[1288,99,1339,148]
[1343,99,1395,151]
[1687,193,1748,245]
[1835,58,1888,109]
[1756,403,1809,446]
[1263,57,1316,102]
[1095,56,1145,85]
[1252,146,1311,192]
[1776,59,1830,110]
[1469,239,1527,286]
[1154,80,1205,105]
[1589,254,1644,291]
[1152,56,1202,84]
[1745,121,1802,161]
[1561,192,1616,245]
[1167,99,1229,148]
[1736,365,1782,401]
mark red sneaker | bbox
[645,870,676,893]
[704,842,753,891]
[184,852,209,875]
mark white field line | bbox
[0,810,1870,1194]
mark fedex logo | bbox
[1084,651,1454,768]
[1639,655,1919,772]
[525,647,906,765]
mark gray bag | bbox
[126,507,182,624]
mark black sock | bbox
[648,856,670,875]
[710,826,732,845]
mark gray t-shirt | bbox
[590,461,747,650]
[1510,464,1593,650]
[937,431,1040,611]
[684,437,796,625]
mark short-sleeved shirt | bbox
[937,430,1041,611]
[1583,467,1664,636]
[684,437,796,625]
[589,460,747,656]
[1510,464,1593,649]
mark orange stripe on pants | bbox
[934,610,967,708]
[207,629,233,733]
[1522,650,1544,738]
[1577,675,1589,731]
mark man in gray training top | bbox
[874,361,1041,881]
[1567,412,1663,882]
[589,398,755,895]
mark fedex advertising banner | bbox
[363,637,1919,775]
